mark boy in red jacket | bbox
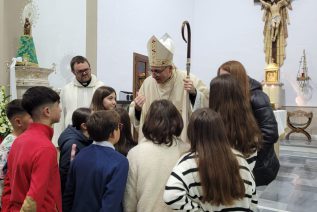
[2,86,62,212]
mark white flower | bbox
[0,86,12,137]
[0,126,6,134]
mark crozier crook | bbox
[181,21,191,77]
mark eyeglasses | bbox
[150,67,167,76]
[75,68,91,75]
[118,123,123,130]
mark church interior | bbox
[0,0,317,211]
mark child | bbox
[0,99,32,205]
[114,108,137,156]
[58,107,92,195]
[1,86,62,211]
[124,99,189,212]
[63,110,129,212]
[218,60,279,186]
[164,108,257,211]
[209,75,261,170]
[90,86,116,111]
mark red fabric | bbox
[1,123,62,212]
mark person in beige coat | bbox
[129,34,209,143]
[124,100,189,212]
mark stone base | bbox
[15,66,53,98]
[262,82,285,109]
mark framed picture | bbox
[265,70,278,83]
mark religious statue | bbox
[24,18,31,36]
[259,0,292,67]
[16,2,39,67]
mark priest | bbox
[53,56,104,146]
[129,34,209,142]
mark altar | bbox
[273,110,287,158]
[15,66,53,98]
[263,83,285,109]
[262,63,285,109]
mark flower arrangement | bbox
[0,86,12,141]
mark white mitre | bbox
[147,33,175,67]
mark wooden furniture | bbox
[285,110,313,142]
[132,53,149,140]
[132,52,149,99]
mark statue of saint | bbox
[17,17,38,66]
[259,0,292,67]
[24,17,31,36]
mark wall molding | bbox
[86,0,97,75]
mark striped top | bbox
[246,151,257,171]
[163,149,257,212]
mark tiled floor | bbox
[257,139,317,212]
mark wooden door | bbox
[133,52,149,99]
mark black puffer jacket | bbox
[249,77,280,186]
[58,125,93,194]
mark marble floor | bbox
[257,139,317,212]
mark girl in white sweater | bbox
[124,100,189,212]
[164,108,257,211]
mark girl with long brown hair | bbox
[164,108,257,211]
[209,74,261,169]
[90,86,116,111]
[218,60,279,186]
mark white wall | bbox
[32,0,86,89]
[191,0,317,106]
[280,0,317,106]
[191,0,263,86]
[97,0,317,106]
[97,0,194,95]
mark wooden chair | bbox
[285,110,313,142]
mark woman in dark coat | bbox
[218,60,279,186]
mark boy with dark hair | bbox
[1,86,62,211]
[0,99,32,205]
[63,110,129,212]
[58,107,92,194]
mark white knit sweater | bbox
[124,137,189,212]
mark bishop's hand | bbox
[134,94,146,111]
[183,76,196,95]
